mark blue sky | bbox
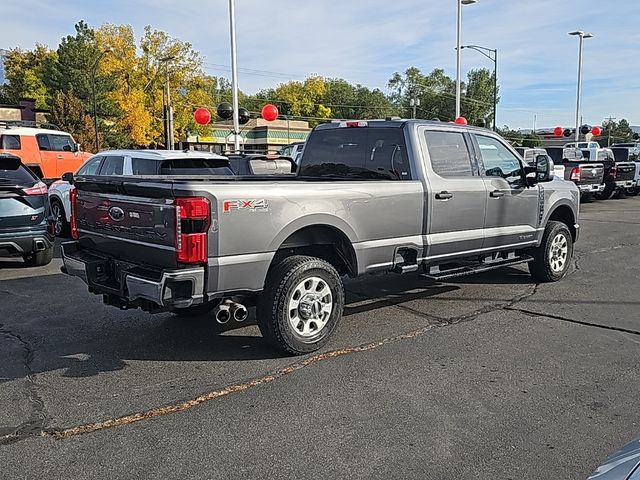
[2,0,639,129]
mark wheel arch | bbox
[546,203,577,240]
[271,221,358,277]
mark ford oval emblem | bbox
[108,206,125,222]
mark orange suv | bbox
[0,123,92,183]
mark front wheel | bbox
[528,221,573,282]
[258,255,344,355]
[624,186,639,197]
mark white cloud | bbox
[1,0,639,128]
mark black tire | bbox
[625,187,640,197]
[50,198,70,237]
[22,247,53,267]
[613,188,626,199]
[172,301,218,317]
[528,221,573,282]
[595,184,615,200]
[257,255,344,355]
[580,193,594,203]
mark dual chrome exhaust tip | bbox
[214,300,248,324]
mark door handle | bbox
[56,155,64,159]
[435,191,454,200]
[489,190,505,198]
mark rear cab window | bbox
[424,130,474,177]
[157,157,233,175]
[299,127,411,180]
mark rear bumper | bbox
[0,228,54,257]
[61,241,205,310]
[615,179,636,188]
[578,183,604,193]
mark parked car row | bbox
[517,143,640,201]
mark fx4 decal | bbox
[223,199,269,214]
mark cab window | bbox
[49,135,75,152]
[424,131,474,177]
[36,134,50,151]
[475,134,523,183]
[0,135,21,150]
[77,157,103,175]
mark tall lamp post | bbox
[455,0,477,119]
[569,30,594,143]
[91,48,112,152]
[461,45,498,130]
[228,0,241,153]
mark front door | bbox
[419,127,487,259]
[471,133,540,249]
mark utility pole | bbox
[569,31,594,144]
[160,55,176,150]
[605,115,616,146]
[410,97,420,119]
[228,0,241,153]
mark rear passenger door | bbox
[471,133,539,249]
[419,127,487,259]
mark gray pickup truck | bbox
[61,120,580,354]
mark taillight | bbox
[569,167,581,182]
[22,182,48,195]
[175,197,210,264]
[70,187,79,240]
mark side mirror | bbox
[535,154,553,182]
[61,172,74,185]
[74,143,81,153]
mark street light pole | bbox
[159,55,176,150]
[228,0,241,153]
[569,30,594,144]
[91,48,112,152]
[460,44,497,130]
[455,0,477,119]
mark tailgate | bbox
[578,163,604,185]
[75,178,178,269]
[616,162,636,181]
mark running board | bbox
[420,255,533,281]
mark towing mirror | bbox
[73,143,81,153]
[535,154,553,182]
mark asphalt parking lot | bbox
[1,198,639,480]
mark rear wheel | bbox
[595,183,615,200]
[23,247,53,267]
[258,255,344,355]
[528,221,573,282]
[624,186,639,197]
[50,198,69,237]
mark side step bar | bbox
[420,255,533,281]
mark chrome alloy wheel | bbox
[288,276,333,337]
[51,202,63,236]
[549,233,569,273]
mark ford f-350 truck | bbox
[61,120,580,354]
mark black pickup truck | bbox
[582,147,636,199]
[610,146,640,196]
[544,147,605,200]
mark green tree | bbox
[464,68,498,125]
[599,118,635,146]
[48,91,96,151]
[2,45,56,108]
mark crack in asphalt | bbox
[0,324,49,446]
[505,306,640,336]
[3,236,635,444]
[37,282,541,441]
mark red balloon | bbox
[193,107,211,125]
[454,116,468,125]
[554,126,563,137]
[261,104,279,122]
[591,126,602,136]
